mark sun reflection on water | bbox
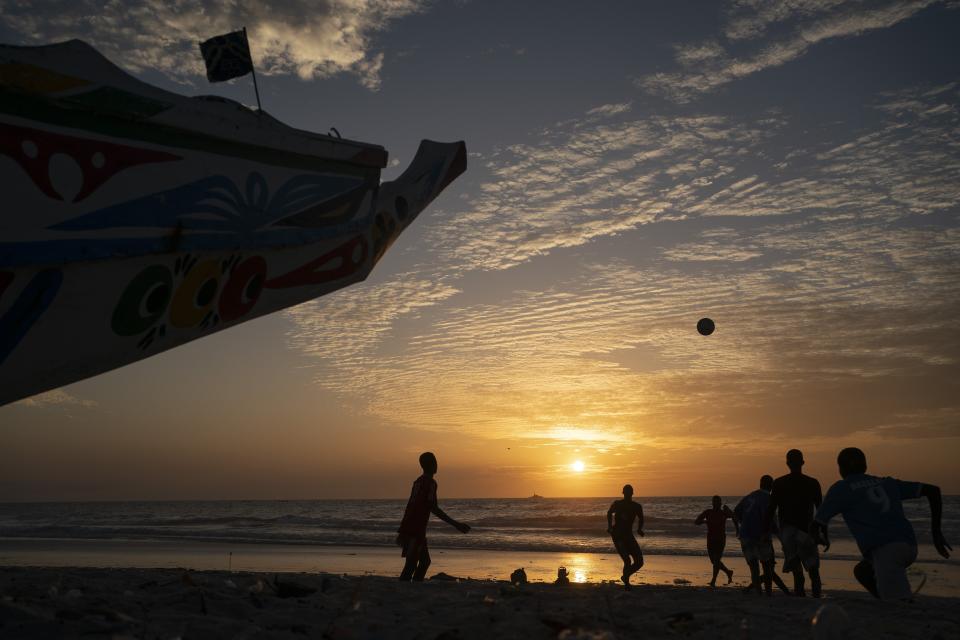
[559,553,600,584]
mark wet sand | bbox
[1,565,958,639]
[2,537,958,597]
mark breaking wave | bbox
[1,496,955,562]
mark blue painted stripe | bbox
[0,269,63,364]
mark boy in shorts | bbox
[695,495,737,586]
[766,449,823,596]
[607,484,645,590]
[396,452,471,581]
[736,475,790,595]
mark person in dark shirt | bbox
[812,447,951,600]
[695,495,738,586]
[607,484,645,590]
[735,475,790,596]
[766,449,823,596]
[396,452,470,581]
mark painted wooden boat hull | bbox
[0,40,466,406]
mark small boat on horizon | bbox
[527,493,545,499]
[0,39,466,406]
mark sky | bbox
[1,0,958,501]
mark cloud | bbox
[422,110,779,273]
[584,102,633,118]
[282,82,960,453]
[724,0,854,41]
[288,223,960,445]
[0,0,427,89]
[637,0,942,102]
[15,390,98,409]
[284,274,460,391]
[327,218,959,444]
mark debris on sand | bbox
[270,575,317,599]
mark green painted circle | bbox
[112,265,172,336]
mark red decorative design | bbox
[219,256,267,321]
[265,236,367,289]
[0,122,180,202]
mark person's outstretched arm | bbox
[607,502,616,533]
[637,503,645,537]
[431,504,470,533]
[694,510,707,526]
[427,484,469,533]
[920,483,951,559]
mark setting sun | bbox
[571,460,585,473]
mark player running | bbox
[607,484,645,590]
[695,495,738,586]
[735,475,790,596]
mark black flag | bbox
[199,30,253,82]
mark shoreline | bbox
[2,537,958,597]
[2,566,959,639]
[0,536,952,563]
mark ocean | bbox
[2,496,957,563]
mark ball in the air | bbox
[697,318,715,336]
[811,603,850,640]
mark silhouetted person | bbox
[812,447,952,601]
[735,475,790,596]
[695,495,737,586]
[396,452,470,581]
[766,449,823,597]
[607,484,644,590]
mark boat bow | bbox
[371,139,466,265]
[0,39,467,406]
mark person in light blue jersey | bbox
[811,447,952,600]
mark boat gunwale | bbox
[0,39,388,168]
[0,89,386,174]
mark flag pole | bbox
[243,27,263,112]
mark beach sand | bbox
[2,539,959,638]
[2,538,958,597]
[2,565,959,639]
